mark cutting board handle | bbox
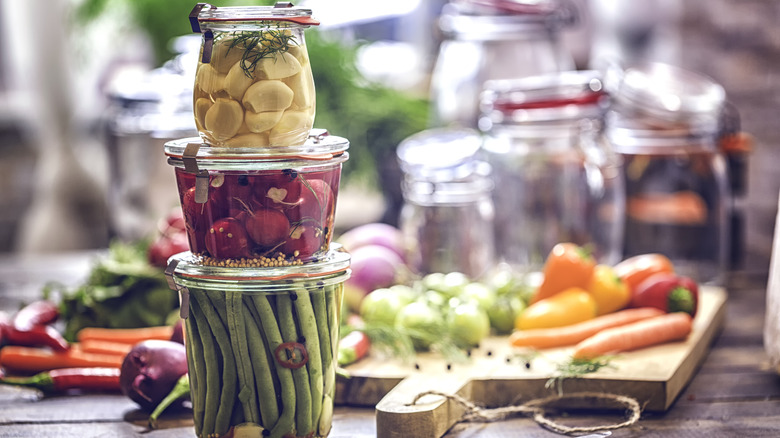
[375,372,474,438]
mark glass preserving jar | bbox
[430,0,577,129]
[605,62,730,285]
[190,3,319,147]
[479,70,624,273]
[397,128,495,279]
[164,131,348,265]
[166,248,350,438]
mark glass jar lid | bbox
[480,70,606,129]
[190,2,319,33]
[166,246,350,288]
[165,130,349,170]
[397,127,483,183]
[608,62,726,124]
[439,0,577,41]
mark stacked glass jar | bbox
[164,4,350,438]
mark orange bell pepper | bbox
[531,243,596,303]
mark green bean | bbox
[293,287,323,428]
[312,285,335,398]
[278,293,313,436]
[324,284,342,372]
[226,292,260,425]
[243,302,280,429]
[194,291,238,436]
[188,294,220,437]
[251,295,296,438]
[185,315,205,437]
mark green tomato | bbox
[440,272,471,297]
[359,288,405,326]
[395,301,441,350]
[449,303,490,347]
[421,272,446,293]
[487,294,526,335]
[388,284,418,306]
[459,282,497,310]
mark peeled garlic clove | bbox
[196,64,226,95]
[210,39,246,74]
[225,61,256,100]
[194,98,213,129]
[242,80,294,113]
[245,110,284,133]
[258,52,302,80]
[269,110,312,146]
[284,68,315,110]
[204,98,244,141]
[224,132,270,148]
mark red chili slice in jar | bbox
[274,342,309,369]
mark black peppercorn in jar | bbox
[190,3,319,148]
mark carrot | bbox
[0,346,124,374]
[509,307,665,349]
[77,340,133,357]
[572,312,694,360]
[76,326,174,345]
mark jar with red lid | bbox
[430,0,578,128]
[189,3,319,147]
[479,70,624,274]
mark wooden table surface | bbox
[1,251,779,438]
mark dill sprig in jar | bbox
[190,3,319,148]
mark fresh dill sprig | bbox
[545,356,616,395]
[224,29,298,78]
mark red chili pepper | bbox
[0,367,121,393]
[630,273,699,317]
[1,323,70,352]
[337,330,370,366]
[12,300,60,330]
[274,342,309,369]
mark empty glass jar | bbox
[430,0,577,128]
[397,128,495,279]
[479,70,624,273]
[605,62,731,285]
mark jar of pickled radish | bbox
[189,3,319,148]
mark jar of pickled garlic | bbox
[189,3,319,148]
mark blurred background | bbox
[0,0,778,276]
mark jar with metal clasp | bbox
[604,61,731,285]
[189,2,319,148]
[430,0,578,129]
[397,128,496,279]
[479,70,624,274]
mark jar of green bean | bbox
[165,248,350,438]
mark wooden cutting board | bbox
[335,286,727,438]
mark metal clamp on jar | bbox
[479,70,624,274]
[604,61,732,285]
[397,128,496,279]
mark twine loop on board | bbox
[408,390,642,436]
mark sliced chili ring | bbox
[274,342,309,369]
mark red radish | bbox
[295,179,335,224]
[337,222,405,261]
[245,207,291,247]
[280,224,323,258]
[147,233,190,268]
[205,217,251,259]
[255,172,303,210]
[346,244,405,295]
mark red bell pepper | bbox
[630,273,699,317]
